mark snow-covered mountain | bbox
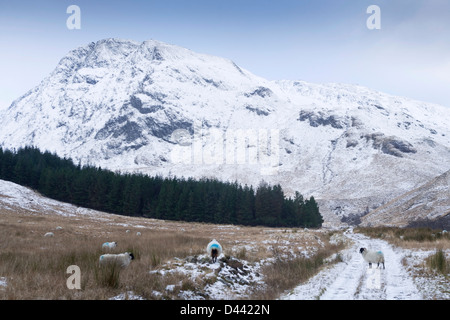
[1,38,449,225]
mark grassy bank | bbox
[355,226,450,249]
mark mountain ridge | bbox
[1,38,449,226]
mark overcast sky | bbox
[0,0,449,109]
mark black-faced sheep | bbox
[360,247,385,269]
[207,239,223,263]
[99,252,134,268]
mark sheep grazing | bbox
[102,241,117,250]
[360,247,385,269]
[206,239,223,263]
[99,252,134,268]
[44,232,54,237]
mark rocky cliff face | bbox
[1,38,449,225]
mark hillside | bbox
[360,170,450,228]
[0,38,449,225]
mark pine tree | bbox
[122,175,144,216]
[302,196,323,228]
[255,181,272,226]
[175,183,190,220]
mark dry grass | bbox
[355,226,450,251]
[0,211,211,299]
[0,196,339,300]
[426,249,450,275]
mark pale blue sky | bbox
[0,0,449,109]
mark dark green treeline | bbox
[0,146,323,228]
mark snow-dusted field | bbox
[0,179,325,300]
[0,179,448,300]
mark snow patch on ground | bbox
[150,254,265,300]
[401,249,450,300]
[109,291,145,300]
[0,277,7,289]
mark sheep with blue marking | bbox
[207,239,223,263]
[99,252,134,268]
[102,241,117,251]
[360,247,385,269]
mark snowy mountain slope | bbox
[0,38,449,225]
[360,169,450,227]
[2,177,447,300]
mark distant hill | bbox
[360,170,450,228]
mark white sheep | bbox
[99,252,134,268]
[359,247,385,269]
[102,241,117,250]
[44,232,54,237]
[206,239,223,263]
